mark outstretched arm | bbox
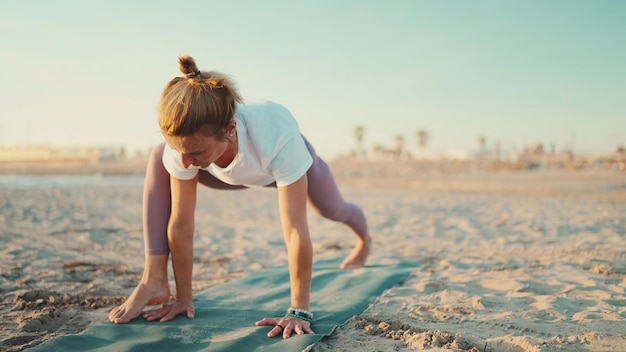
[256,175,314,338]
[280,174,312,311]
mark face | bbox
[164,131,229,169]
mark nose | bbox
[181,153,194,168]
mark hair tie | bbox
[187,70,201,79]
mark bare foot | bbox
[109,280,171,324]
[340,235,371,269]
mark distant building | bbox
[0,146,100,164]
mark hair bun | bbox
[178,55,199,76]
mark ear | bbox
[228,120,237,132]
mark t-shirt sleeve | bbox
[269,134,313,187]
[161,143,200,180]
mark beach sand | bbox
[1,164,625,351]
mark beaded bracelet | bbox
[285,313,313,324]
[287,307,314,319]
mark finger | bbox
[266,325,283,338]
[294,325,304,335]
[160,308,180,322]
[144,307,169,321]
[146,312,166,322]
[143,307,161,318]
[144,305,168,316]
[282,325,295,339]
[255,318,277,326]
[304,325,315,334]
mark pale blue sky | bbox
[1,1,625,159]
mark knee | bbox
[313,203,350,223]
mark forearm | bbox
[277,175,312,311]
[286,229,313,310]
[168,223,194,302]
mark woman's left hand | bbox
[143,298,195,322]
[255,316,314,339]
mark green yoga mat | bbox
[32,258,416,352]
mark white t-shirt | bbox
[162,99,313,187]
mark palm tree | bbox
[395,134,405,159]
[353,125,365,159]
[416,130,429,149]
[478,136,487,156]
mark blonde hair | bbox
[158,55,242,139]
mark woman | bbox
[108,55,371,339]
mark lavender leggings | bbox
[143,139,368,255]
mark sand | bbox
[1,164,625,351]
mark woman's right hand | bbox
[143,298,195,322]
